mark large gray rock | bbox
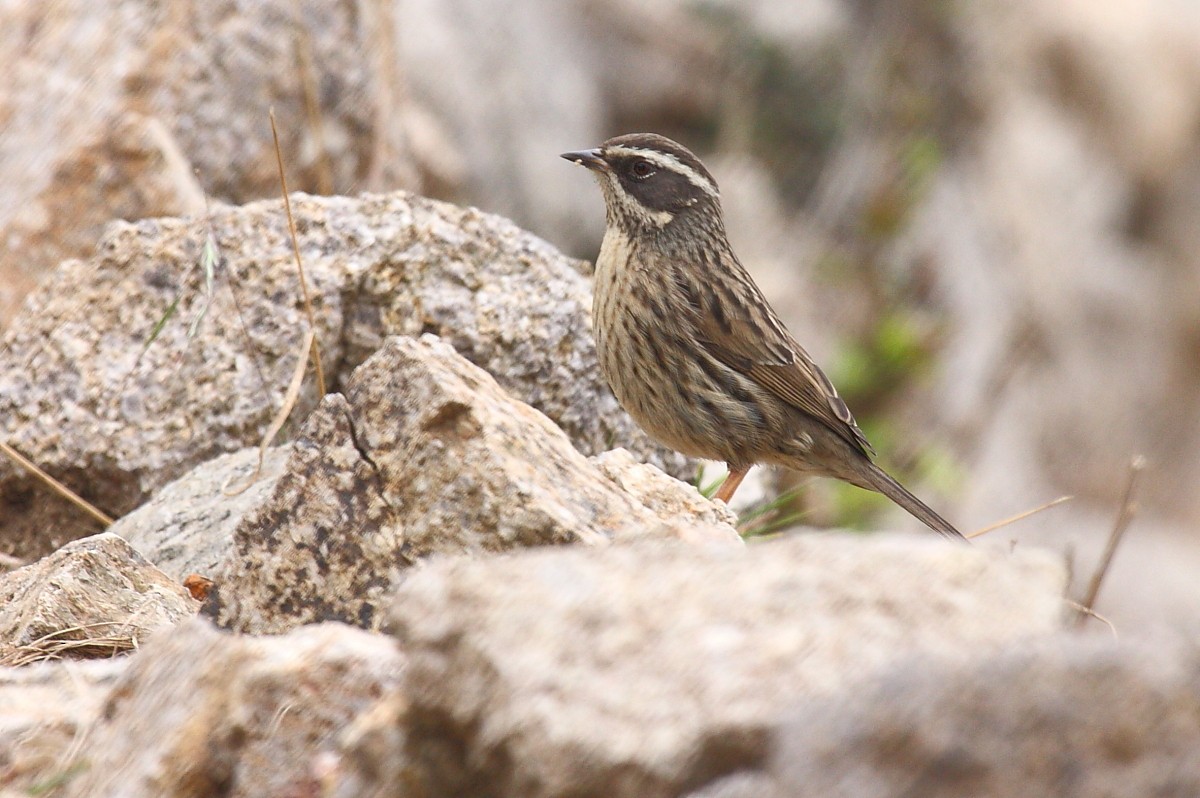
[0,190,687,561]
[0,0,434,327]
[205,335,739,634]
[369,534,1066,798]
[322,690,411,798]
[0,533,196,667]
[763,635,1200,797]
[59,619,404,798]
[7,542,1189,798]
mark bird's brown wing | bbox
[672,257,874,456]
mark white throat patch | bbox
[599,172,674,228]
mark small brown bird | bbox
[562,133,963,539]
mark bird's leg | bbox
[713,465,749,504]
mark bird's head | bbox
[561,133,722,234]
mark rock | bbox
[0,190,688,561]
[0,109,207,328]
[373,534,1066,798]
[113,445,292,583]
[199,393,394,635]
[393,0,605,254]
[126,0,425,203]
[591,449,740,544]
[323,692,412,798]
[206,335,739,634]
[58,618,404,798]
[765,635,1200,797]
[0,0,435,328]
[0,533,196,667]
[0,657,128,794]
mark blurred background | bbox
[1,0,1198,629]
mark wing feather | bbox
[672,254,874,456]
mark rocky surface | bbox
[112,445,292,583]
[0,0,435,327]
[392,0,727,255]
[374,533,1066,798]
[8,542,1197,798]
[3,5,1199,792]
[759,636,1200,797]
[57,619,404,798]
[205,335,739,634]
[0,656,128,794]
[322,690,411,798]
[0,533,196,667]
[0,191,688,562]
[591,449,742,544]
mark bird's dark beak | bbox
[560,148,607,172]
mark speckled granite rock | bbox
[112,445,292,583]
[0,0,432,327]
[0,190,689,560]
[204,335,738,634]
[0,533,196,666]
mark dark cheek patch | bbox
[619,171,694,213]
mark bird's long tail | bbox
[858,462,965,541]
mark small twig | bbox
[0,440,113,527]
[223,328,314,496]
[270,107,327,397]
[1065,599,1118,639]
[966,495,1073,539]
[1075,456,1145,627]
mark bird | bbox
[561,133,963,540]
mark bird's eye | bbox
[631,160,655,179]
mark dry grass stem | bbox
[0,440,114,528]
[966,495,1072,539]
[270,106,327,396]
[223,328,315,496]
[217,111,330,496]
[1074,455,1145,627]
[1066,599,1118,639]
[1,621,144,667]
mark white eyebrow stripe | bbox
[604,145,719,198]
